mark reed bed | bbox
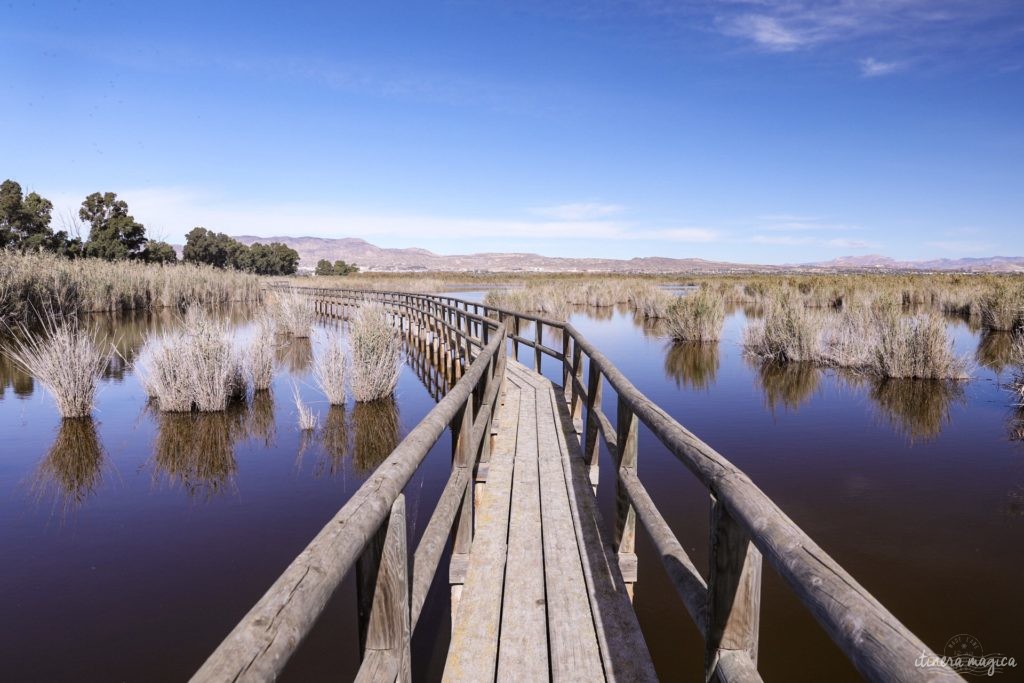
[664,287,725,342]
[1012,335,1024,406]
[0,251,262,326]
[2,313,112,418]
[349,304,401,402]
[743,293,822,363]
[313,329,347,405]
[871,309,970,380]
[136,308,246,412]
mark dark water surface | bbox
[2,301,1022,681]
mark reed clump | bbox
[292,382,318,430]
[349,304,401,402]
[664,287,725,342]
[2,312,112,418]
[1012,335,1024,406]
[979,282,1024,331]
[871,308,970,380]
[272,289,316,338]
[313,329,347,405]
[247,314,277,391]
[743,293,822,363]
[137,308,246,412]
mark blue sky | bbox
[2,1,1022,263]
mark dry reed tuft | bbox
[273,289,317,338]
[313,328,347,405]
[1012,335,1024,406]
[2,312,112,418]
[293,382,318,430]
[664,287,725,342]
[871,308,970,379]
[349,304,401,402]
[743,293,822,363]
[136,308,246,412]
[979,282,1024,331]
[247,314,277,391]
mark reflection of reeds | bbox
[754,360,821,412]
[152,408,243,498]
[664,342,720,390]
[33,418,105,512]
[352,397,400,472]
[316,406,349,476]
[869,379,965,443]
[247,390,276,447]
[976,331,1015,373]
[276,337,313,374]
[0,350,34,399]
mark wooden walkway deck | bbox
[445,360,656,682]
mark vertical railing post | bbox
[705,497,762,681]
[356,495,411,681]
[449,393,476,626]
[570,340,583,437]
[615,394,638,601]
[534,320,542,373]
[583,359,602,494]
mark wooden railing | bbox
[197,285,961,682]
[192,292,506,682]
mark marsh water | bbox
[1,299,1022,681]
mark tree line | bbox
[1,179,299,275]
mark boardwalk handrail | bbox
[193,293,507,682]
[288,286,961,683]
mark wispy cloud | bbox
[529,202,625,221]
[859,57,905,77]
[926,240,994,254]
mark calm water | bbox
[1,301,1022,681]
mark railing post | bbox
[705,497,762,682]
[449,393,476,627]
[570,340,583,437]
[615,394,638,601]
[534,321,542,372]
[583,359,602,494]
[356,495,411,682]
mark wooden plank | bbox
[522,364,605,682]
[496,378,549,681]
[543,372,658,683]
[442,382,522,683]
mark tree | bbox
[183,228,299,275]
[81,191,147,260]
[183,227,235,268]
[315,259,334,276]
[333,259,359,275]
[142,241,178,264]
[0,179,56,252]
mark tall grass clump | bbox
[1012,335,1024,406]
[871,308,970,379]
[664,288,725,342]
[979,282,1024,331]
[273,289,316,338]
[349,303,401,402]
[313,329,347,405]
[2,312,112,418]
[743,293,822,363]
[247,314,277,391]
[137,308,246,412]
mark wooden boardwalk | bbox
[193,287,965,683]
[445,360,656,682]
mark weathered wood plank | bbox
[524,365,605,682]
[442,382,522,683]
[496,379,549,681]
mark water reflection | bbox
[0,351,34,398]
[753,361,821,412]
[868,379,965,444]
[151,406,247,498]
[276,338,313,374]
[316,406,350,476]
[353,398,400,472]
[636,315,668,339]
[664,342,719,390]
[248,390,276,447]
[976,331,1015,374]
[94,309,175,381]
[33,418,105,511]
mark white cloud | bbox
[859,57,905,77]
[529,202,625,221]
[726,14,807,51]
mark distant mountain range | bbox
[230,235,1024,273]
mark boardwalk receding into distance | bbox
[191,287,965,683]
